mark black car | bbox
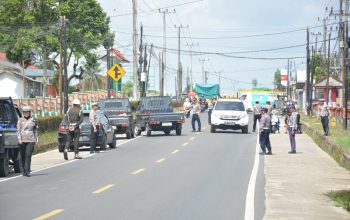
[58,110,116,152]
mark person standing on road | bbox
[252,101,261,132]
[207,99,214,125]
[89,103,100,154]
[63,99,84,160]
[319,99,330,136]
[191,99,202,132]
[287,105,298,154]
[17,106,38,177]
[265,101,272,115]
[259,108,272,155]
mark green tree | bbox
[273,69,284,91]
[0,0,114,89]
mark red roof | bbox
[111,48,129,63]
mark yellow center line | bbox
[172,149,179,154]
[132,168,145,175]
[33,209,64,220]
[182,142,189,147]
[190,137,195,141]
[92,184,115,194]
[155,158,166,163]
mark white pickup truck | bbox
[210,99,249,134]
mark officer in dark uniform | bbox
[17,106,38,177]
[63,99,83,160]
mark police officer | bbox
[319,99,330,136]
[63,99,83,160]
[89,102,100,154]
[17,106,38,177]
[252,101,262,132]
[207,99,214,125]
[191,99,202,132]
[259,108,272,155]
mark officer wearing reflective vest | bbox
[63,99,83,160]
[17,105,38,177]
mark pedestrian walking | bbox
[319,99,330,136]
[287,105,298,154]
[265,101,272,115]
[191,99,201,132]
[259,108,272,155]
[17,106,38,177]
[252,101,261,132]
[207,99,214,125]
[63,99,83,160]
[89,103,100,154]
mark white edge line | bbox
[0,136,142,183]
[244,122,260,220]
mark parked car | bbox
[98,98,135,139]
[0,97,23,177]
[210,99,249,133]
[58,110,116,152]
[134,96,185,136]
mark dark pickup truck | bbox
[134,96,184,136]
[0,97,23,177]
[98,98,135,139]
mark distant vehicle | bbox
[210,99,249,134]
[0,97,23,177]
[98,98,135,139]
[58,110,116,152]
[134,96,185,136]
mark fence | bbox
[13,90,112,117]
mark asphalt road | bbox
[0,113,265,220]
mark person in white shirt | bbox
[191,99,201,132]
[319,99,330,136]
[183,98,191,110]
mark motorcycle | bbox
[271,113,280,134]
[184,108,191,118]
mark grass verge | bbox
[34,131,58,155]
[327,190,350,212]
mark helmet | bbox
[261,107,268,113]
[22,105,32,112]
[72,99,81,105]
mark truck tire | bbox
[210,125,216,133]
[0,157,9,177]
[126,129,132,139]
[134,125,141,136]
[109,135,117,149]
[242,126,248,134]
[164,130,171,135]
[146,125,152,137]
[131,126,135,138]
[176,127,182,136]
[13,153,23,173]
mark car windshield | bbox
[215,101,245,111]
[144,98,171,107]
[105,101,124,109]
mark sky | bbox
[96,0,336,96]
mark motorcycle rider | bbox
[63,98,84,160]
[270,104,280,133]
[17,106,38,177]
[183,98,192,118]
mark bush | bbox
[37,116,63,133]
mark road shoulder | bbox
[264,132,350,220]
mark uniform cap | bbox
[72,99,81,105]
[22,105,32,112]
[91,102,98,107]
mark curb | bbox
[302,123,350,171]
[33,142,57,155]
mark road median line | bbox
[190,137,195,141]
[131,168,145,175]
[93,184,115,194]
[182,142,189,147]
[155,158,166,163]
[33,209,64,220]
[172,149,179,154]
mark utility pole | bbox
[106,47,110,97]
[62,15,69,113]
[159,9,175,96]
[199,58,209,84]
[344,0,349,129]
[139,24,144,97]
[159,52,164,96]
[326,32,331,104]
[323,18,327,59]
[132,0,138,99]
[187,43,197,92]
[175,25,187,98]
[287,59,290,100]
[306,27,311,115]
[59,39,63,115]
[311,46,315,111]
[146,44,153,93]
